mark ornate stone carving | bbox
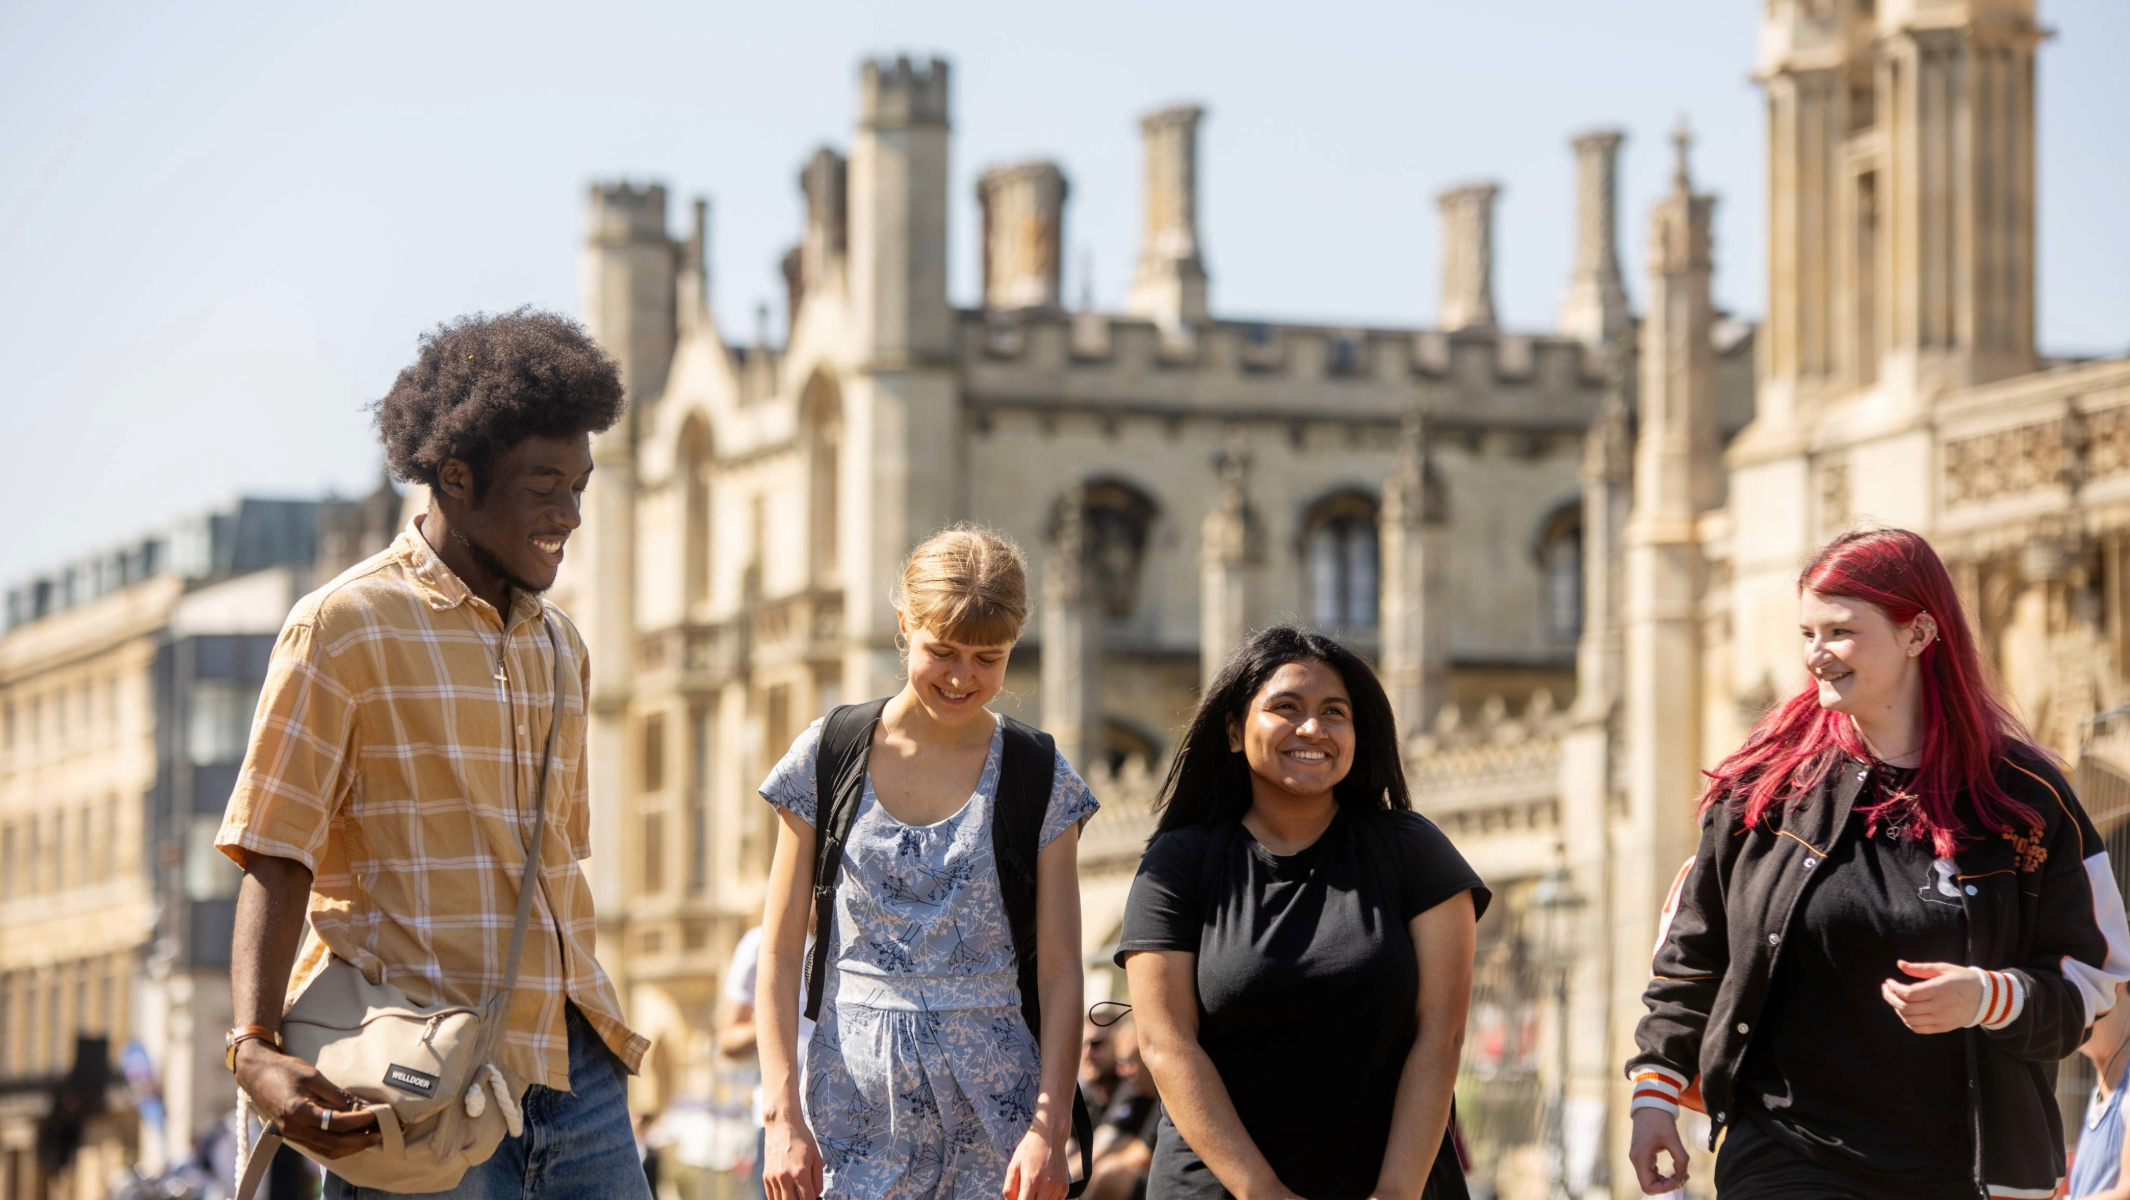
[1941,419,2072,506]
[2086,405,2130,480]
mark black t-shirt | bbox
[1736,766,1973,1194]
[1114,805,1489,1200]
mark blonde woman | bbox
[756,526,1100,1200]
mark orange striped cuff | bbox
[1628,1066,1686,1116]
[1969,968,2025,1031]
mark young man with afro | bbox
[215,308,656,1199]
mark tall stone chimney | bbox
[582,182,679,406]
[1436,183,1499,332]
[1558,131,1630,346]
[850,56,951,361]
[977,161,1068,310]
[1126,105,1210,330]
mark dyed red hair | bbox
[1697,528,2042,856]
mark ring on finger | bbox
[320,1107,333,1131]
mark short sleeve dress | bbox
[760,714,1100,1200]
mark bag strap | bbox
[803,698,891,1022]
[991,717,1056,1041]
[468,614,568,1056]
[991,718,1093,1197]
[237,611,570,1200]
[434,611,570,1151]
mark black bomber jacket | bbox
[1627,745,2129,1198]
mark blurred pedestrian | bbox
[723,923,816,1200]
[754,527,1099,1200]
[1080,1017,1121,1115]
[1117,626,1486,1200]
[2070,981,2130,1199]
[635,1111,662,1197]
[1084,1016,1159,1200]
[1627,529,2130,1199]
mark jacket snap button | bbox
[1736,1022,1749,1034]
[1965,884,1978,896]
[1803,857,1818,869]
[1768,933,1780,945]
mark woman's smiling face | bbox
[901,619,1011,727]
[1227,658,1357,802]
[1799,589,1933,717]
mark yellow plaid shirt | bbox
[217,517,646,1090]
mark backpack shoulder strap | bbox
[803,697,891,1022]
[991,718,1093,1197]
[992,716,1057,1018]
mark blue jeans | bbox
[326,1005,652,1200]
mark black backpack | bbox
[803,698,1094,1195]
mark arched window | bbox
[1303,492,1380,631]
[802,374,843,585]
[1080,481,1159,618]
[1535,504,1583,643]
[679,417,712,613]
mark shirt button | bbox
[1768,933,1780,945]
[1965,884,1979,896]
[1736,1022,1750,1034]
[517,723,527,737]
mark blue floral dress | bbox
[760,715,1099,1200]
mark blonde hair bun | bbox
[893,524,1030,646]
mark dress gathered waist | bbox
[831,966,1022,1013]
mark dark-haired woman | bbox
[1627,528,2130,1199]
[1116,627,1487,1200]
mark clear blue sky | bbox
[3,0,2125,585]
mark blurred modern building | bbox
[0,481,396,1199]
[556,2,2128,1195]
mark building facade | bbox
[0,487,396,1199]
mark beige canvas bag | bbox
[234,613,567,1198]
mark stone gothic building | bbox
[552,1,2127,1192]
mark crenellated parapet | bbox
[586,181,671,247]
[960,310,1608,396]
[859,55,950,128]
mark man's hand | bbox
[1001,1124,1069,1200]
[1626,1108,1689,1195]
[1882,960,1986,1034]
[234,1041,381,1160]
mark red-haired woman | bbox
[1625,529,2130,1200]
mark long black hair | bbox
[1152,625,1411,835]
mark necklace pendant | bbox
[494,665,508,684]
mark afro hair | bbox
[373,308,626,495]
